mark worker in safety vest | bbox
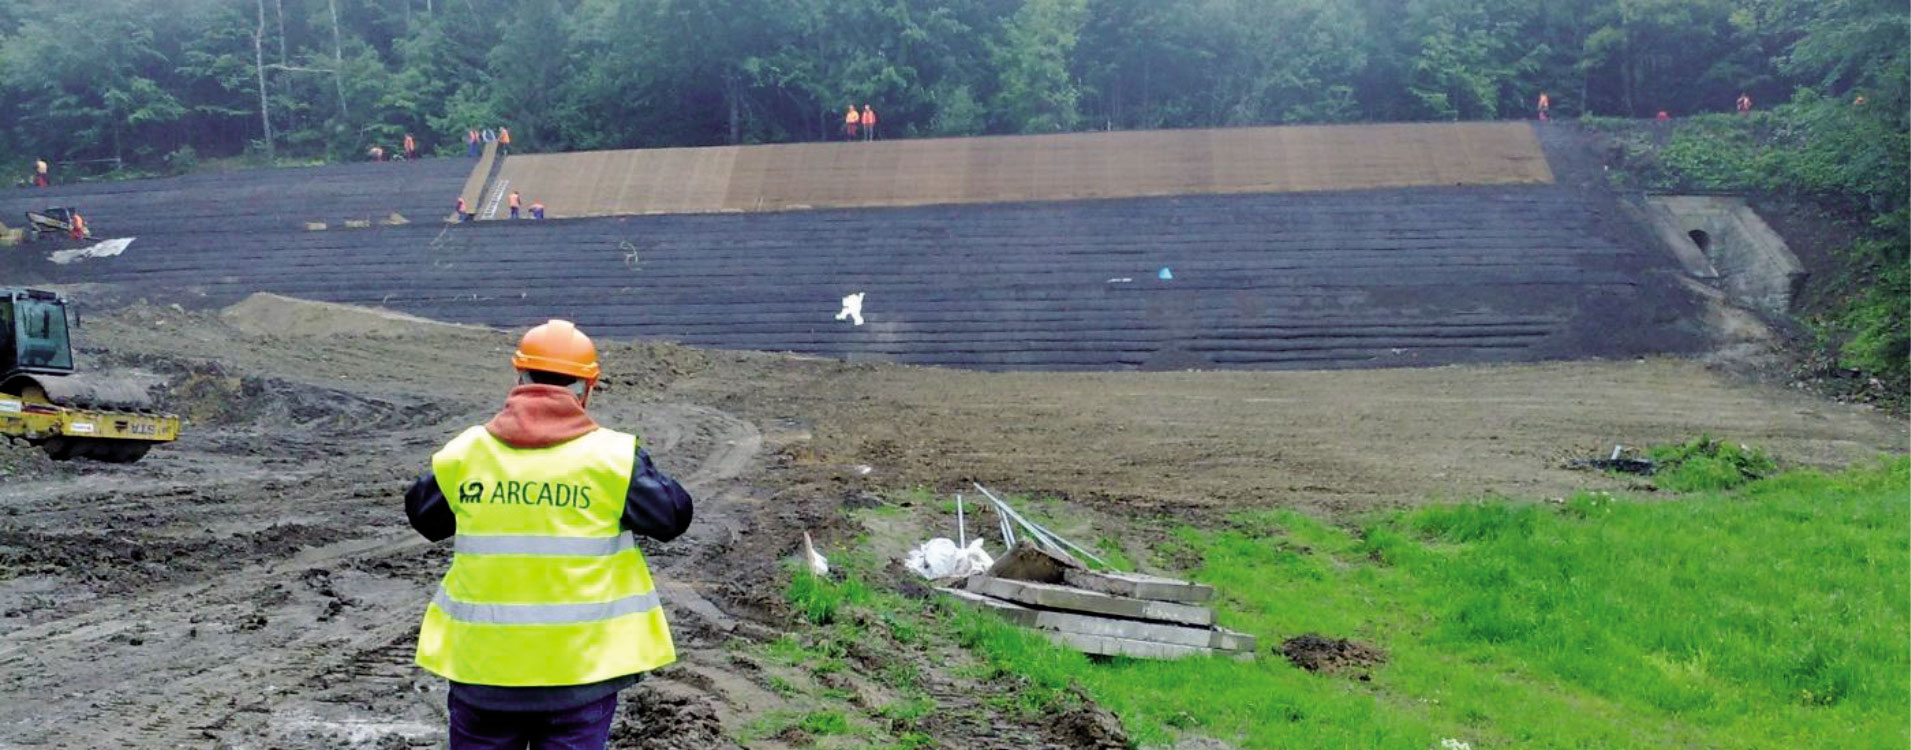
[844,105,860,141]
[33,159,48,187]
[404,133,418,161]
[499,127,512,156]
[508,190,522,219]
[1536,92,1550,122]
[406,320,692,750]
[862,105,877,141]
[68,212,86,241]
[1736,92,1752,115]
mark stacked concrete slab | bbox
[943,569,1256,660]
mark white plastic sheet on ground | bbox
[904,537,993,580]
[50,237,135,265]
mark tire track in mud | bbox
[0,396,764,749]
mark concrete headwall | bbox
[1637,195,1805,315]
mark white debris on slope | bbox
[835,292,865,326]
[904,538,994,580]
[50,237,135,265]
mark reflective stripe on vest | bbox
[415,426,676,687]
[432,586,659,624]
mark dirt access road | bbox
[0,295,1901,749]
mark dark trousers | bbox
[510,206,520,219]
[449,692,617,750]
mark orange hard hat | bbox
[512,320,601,382]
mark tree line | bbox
[0,0,1902,168]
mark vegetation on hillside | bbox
[787,456,1909,749]
[1588,96,1907,383]
[0,0,1900,165]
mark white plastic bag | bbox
[904,538,994,580]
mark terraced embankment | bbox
[1,123,1704,371]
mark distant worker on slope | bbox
[456,196,473,222]
[369,145,387,162]
[1536,92,1550,122]
[509,190,522,219]
[844,105,860,141]
[68,212,86,241]
[531,200,546,220]
[499,127,512,156]
[467,129,480,158]
[862,105,878,141]
[33,158,48,187]
[404,133,418,161]
[1736,92,1752,115]
[405,320,692,750]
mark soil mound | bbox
[222,293,491,338]
[1281,633,1388,677]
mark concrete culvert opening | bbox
[1688,229,1712,252]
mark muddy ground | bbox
[0,295,1902,749]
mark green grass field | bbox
[788,456,1909,749]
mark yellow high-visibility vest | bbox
[415,426,676,686]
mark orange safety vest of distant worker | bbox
[845,106,861,126]
[404,134,416,152]
[500,128,511,145]
[69,213,85,240]
[862,106,876,127]
[1537,93,1550,111]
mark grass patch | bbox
[942,457,1910,748]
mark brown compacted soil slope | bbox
[0,295,1901,749]
[497,121,1553,218]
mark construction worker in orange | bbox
[862,105,877,141]
[1736,92,1752,115]
[68,212,86,241]
[404,133,418,161]
[1656,110,1670,122]
[531,200,546,220]
[32,158,48,187]
[1536,92,1550,122]
[844,105,860,141]
[509,190,522,220]
[405,320,692,750]
[499,127,512,156]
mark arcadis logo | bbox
[458,480,593,510]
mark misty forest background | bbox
[0,0,1903,377]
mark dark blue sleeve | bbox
[406,471,456,542]
[623,448,693,541]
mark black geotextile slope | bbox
[1,158,472,234]
[0,167,1709,371]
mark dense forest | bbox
[0,0,1901,163]
[0,0,1903,379]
